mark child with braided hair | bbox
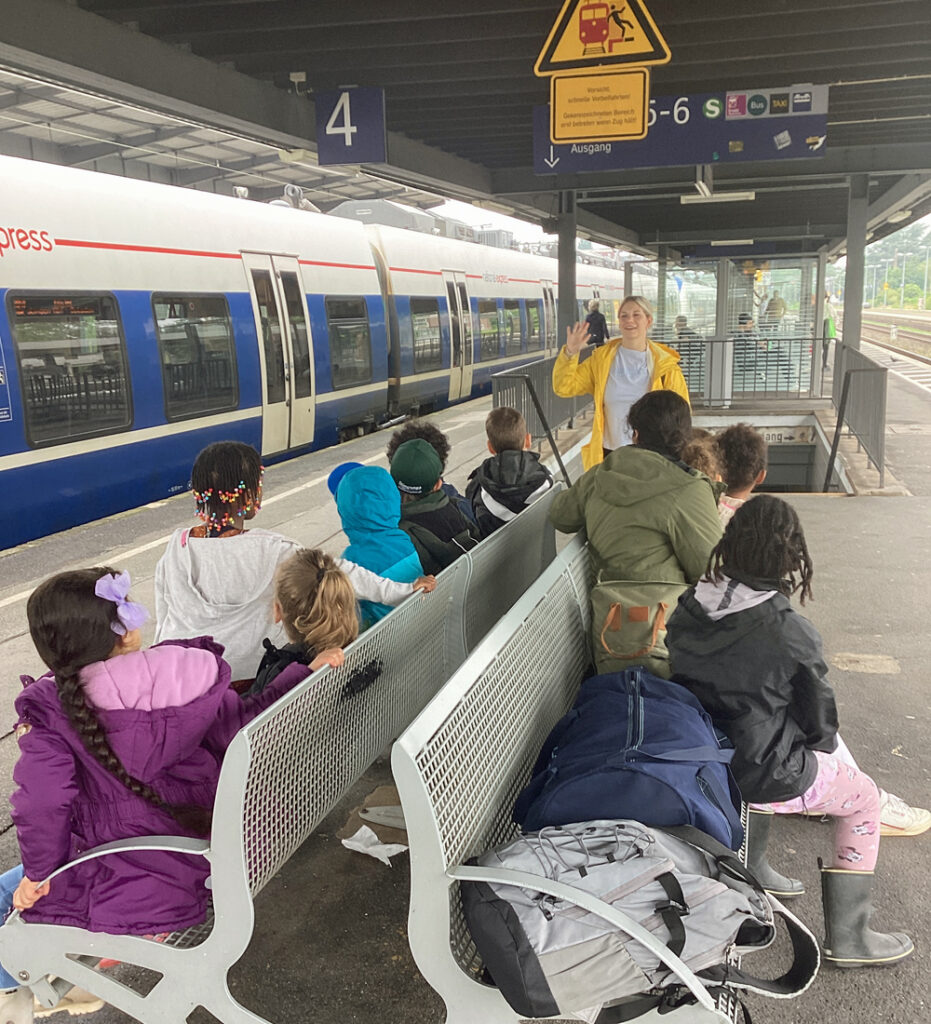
[0,567,311,1020]
[666,496,914,968]
[155,441,435,684]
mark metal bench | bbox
[0,483,563,1024]
[393,534,744,1024]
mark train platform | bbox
[1,367,930,1024]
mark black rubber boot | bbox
[821,867,914,968]
[746,810,805,898]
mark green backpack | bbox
[590,576,688,679]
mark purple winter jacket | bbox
[11,636,310,934]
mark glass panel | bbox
[10,293,131,446]
[527,301,542,350]
[326,296,372,389]
[456,283,474,364]
[446,283,461,369]
[153,294,237,420]
[477,300,500,361]
[279,272,312,399]
[504,299,522,354]
[251,271,286,404]
[411,297,442,372]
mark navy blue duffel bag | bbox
[513,668,744,850]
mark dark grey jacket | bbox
[666,582,838,803]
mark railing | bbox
[492,351,592,485]
[667,335,826,404]
[824,342,888,489]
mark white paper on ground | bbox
[341,824,408,866]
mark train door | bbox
[541,280,556,354]
[444,271,474,402]
[242,253,315,456]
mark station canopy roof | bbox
[0,0,929,260]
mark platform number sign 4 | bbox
[316,87,387,166]
[326,92,358,146]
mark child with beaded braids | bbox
[155,441,435,683]
[666,495,914,969]
[0,567,307,1020]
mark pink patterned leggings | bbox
[752,751,881,871]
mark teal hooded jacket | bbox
[336,466,423,627]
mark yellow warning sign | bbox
[550,68,648,143]
[535,0,671,76]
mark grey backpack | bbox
[460,820,819,1022]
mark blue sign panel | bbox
[316,87,387,165]
[533,85,828,175]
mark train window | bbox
[9,292,132,447]
[477,300,500,361]
[279,273,312,399]
[326,296,372,389]
[503,299,522,354]
[410,298,442,372]
[153,295,238,421]
[527,301,543,350]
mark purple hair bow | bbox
[94,570,150,636]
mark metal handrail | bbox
[824,361,887,490]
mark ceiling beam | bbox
[0,0,493,201]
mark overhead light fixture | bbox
[710,239,754,246]
[680,191,756,204]
[887,209,912,223]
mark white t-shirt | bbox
[602,346,651,450]
[154,527,413,681]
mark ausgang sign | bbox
[534,0,671,144]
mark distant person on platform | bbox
[584,299,608,347]
[552,294,689,471]
[764,290,787,333]
[674,315,700,341]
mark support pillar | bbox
[707,258,734,407]
[556,191,577,346]
[843,174,869,352]
[656,245,669,337]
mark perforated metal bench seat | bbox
[0,485,564,1024]
[393,535,745,1024]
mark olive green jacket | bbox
[549,446,722,584]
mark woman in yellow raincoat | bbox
[552,295,689,471]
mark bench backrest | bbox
[209,482,566,904]
[393,534,593,977]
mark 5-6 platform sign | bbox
[534,84,828,174]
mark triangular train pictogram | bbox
[534,0,671,77]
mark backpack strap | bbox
[599,601,668,660]
[661,826,821,999]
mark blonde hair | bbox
[275,549,358,652]
[621,295,654,318]
[588,299,600,312]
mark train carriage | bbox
[0,155,623,549]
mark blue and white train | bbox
[0,155,624,549]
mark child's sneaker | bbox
[0,987,33,1024]
[880,790,931,837]
[34,985,103,1018]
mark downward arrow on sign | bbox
[544,145,560,169]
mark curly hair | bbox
[27,569,211,834]
[275,549,359,652]
[682,436,721,479]
[385,420,451,469]
[714,423,767,491]
[707,494,813,604]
